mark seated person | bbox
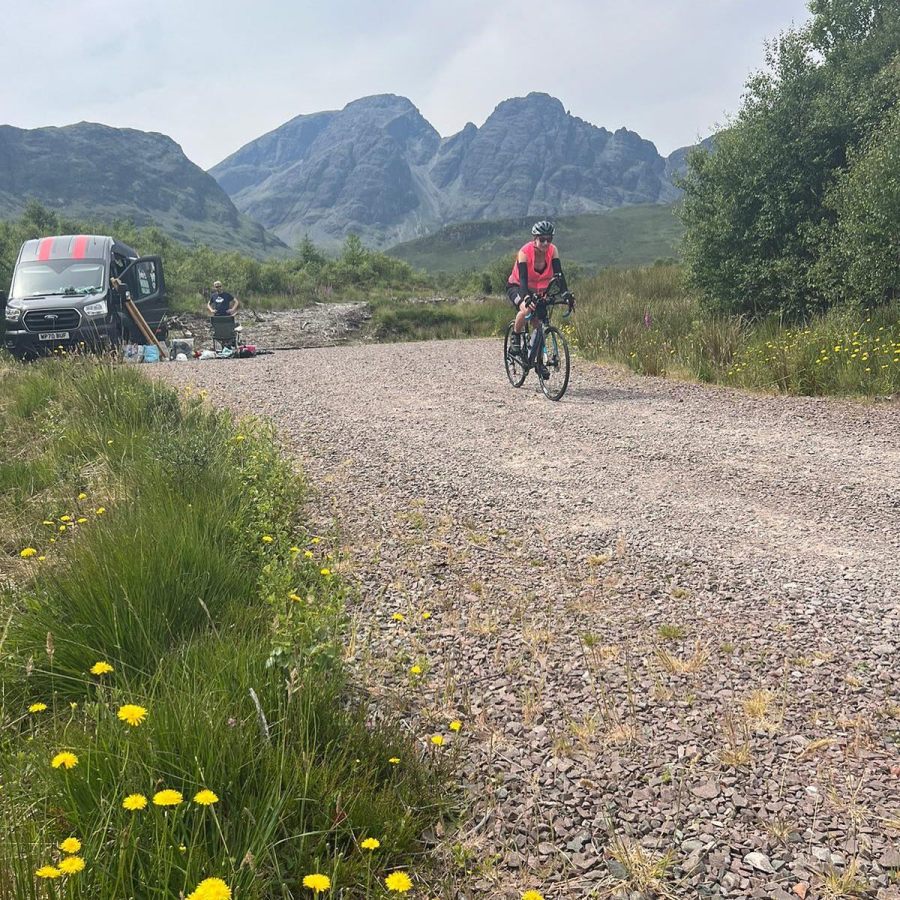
[207,280,239,317]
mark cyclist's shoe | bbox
[508,333,523,356]
[537,364,551,380]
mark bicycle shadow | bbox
[556,382,656,405]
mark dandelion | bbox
[522,892,546,900]
[310,536,322,544]
[449,720,462,732]
[409,665,422,675]
[234,434,246,443]
[94,505,106,515]
[360,837,380,850]
[320,567,331,576]
[77,517,87,524]
[29,702,48,713]
[42,520,54,526]
[123,793,148,810]
[303,549,314,559]
[302,873,332,893]
[289,592,302,602]
[59,838,81,854]
[58,856,85,875]
[391,612,405,622]
[385,871,413,893]
[152,789,183,807]
[19,547,37,558]
[77,492,87,500]
[193,789,219,806]
[430,734,444,746]
[90,661,114,675]
[262,535,274,544]
[421,611,432,619]
[38,555,46,560]
[51,751,78,769]
[290,545,301,554]
[35,866,61,879]
[59,516,72,523]
[186,877,232,900]
[59,525,67,532]
[117,704,148,727]
[388,757,400,765]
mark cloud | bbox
[2,0,812,167]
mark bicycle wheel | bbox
[504,322,528,387]
[539,326,570,400]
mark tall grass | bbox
[0,357,447,898]
[568,264,900,396]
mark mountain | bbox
[0,123,287,256]
[211,93,693,249]
[388,205,684,274]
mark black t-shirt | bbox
[210,291,234,316]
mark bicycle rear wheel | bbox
[539,326,570,400]
[504,322,528,387]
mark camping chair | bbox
[210,315,239,351]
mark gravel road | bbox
[157,339,900,900]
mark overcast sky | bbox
[3,0,812,170]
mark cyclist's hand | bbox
[563,291,576,310]
[520,294,535,311]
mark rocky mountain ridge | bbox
[0,123,286,256]
[211,93,702,249]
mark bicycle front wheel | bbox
[504,322,528,387]
[539,326,570,400]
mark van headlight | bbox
[83,299,108,317]
[4,302,23,322]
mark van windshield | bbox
[11,260,106,300]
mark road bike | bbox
[503,278,573,401]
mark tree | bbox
[679,0,900,319]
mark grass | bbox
[566,264,900,397]
[0,356,447,898]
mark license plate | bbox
[38,331,70,341]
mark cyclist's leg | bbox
[507,286,527,351]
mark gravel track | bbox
[157,339,900,900]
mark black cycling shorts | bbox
[507,284,524,308]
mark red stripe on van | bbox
[71,235,89,259]
[37,238,54,261]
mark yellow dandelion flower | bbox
[360,837,380,850]
[320,567,331,576]
[29,702,48,713]
[261,535,274,544]
[19,547,37,558]
[90,661,113,675]
[59,838,81,854]
[385,871,413,893]
[179,844,187,853]
[289,592,302,602]
[77,517,87,524]
[117,704,148,727]
[59,516,72,523]
[303,549,314,559]
[59,525,67,532]
[430,734,444,746]
[388,757,400,765]
[77,492,87,500]
[122,793,148,810]
[449,720,462,732]
[186,876,232,900]
[95,507,106,515]
[302,873,332,893]
[38,555,46,560]
[421,611,432,619]
[152,789,183,807]
[51,751,78,769]
[391,612,405,622]
[35,866,61,879]
[58,856,85,875]
[409,665,422,675]
[522,892,546,900]
[42,520,54,526]
[234,434,246,442]
[290,545,301,554]
[310,536,322,544]
[193,789,219,806]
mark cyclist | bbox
[507,220,575,357]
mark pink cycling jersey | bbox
[508,241,556,293]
